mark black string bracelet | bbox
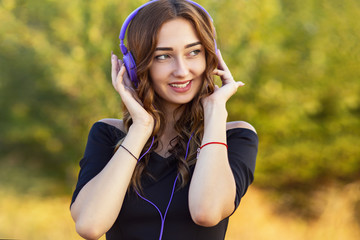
[119,145,138,161]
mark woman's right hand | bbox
[111,52,154,133]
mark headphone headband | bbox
[119,0,216,88]
[119,1,155,54]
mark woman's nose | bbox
[173,57,189,78]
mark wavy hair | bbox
[118,0,219,192]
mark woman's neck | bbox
[162,102,185,127]
[155,104,185,157]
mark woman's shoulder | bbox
[226,121,257,134]
[83,119,125,146]
[97,118,125,132]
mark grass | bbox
[0,182,359,239]
[227,182,360,240]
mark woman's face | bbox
[149,17,206,111]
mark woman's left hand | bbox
[202,50,244,106]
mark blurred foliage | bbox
[221,0,360,190]
[0,0,359,199]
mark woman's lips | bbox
[169,80,192,93]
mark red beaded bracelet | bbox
[197,142,228,158]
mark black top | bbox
[71,121,258,240]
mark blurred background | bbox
[0,0,359,239]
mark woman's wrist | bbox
[128,122,153,140]
[203,101,228,121]
[203,96,227,109]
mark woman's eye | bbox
[189,49,201,57]
[155,54,170,60]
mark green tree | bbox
[0,0,359,203]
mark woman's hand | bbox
[111,52,154,131]
[202,50,244,108]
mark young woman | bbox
[70,1,258,239]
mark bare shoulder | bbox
[226,121,257,134]
[98,118,125,132]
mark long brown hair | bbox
[118,0,219,192]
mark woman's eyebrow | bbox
[185,41,201,48]
[155,41,202,51]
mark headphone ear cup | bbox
[123,52,139,88]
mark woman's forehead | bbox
[155,18,200,48]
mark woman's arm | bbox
[188,50,255,227]
[70,54,154,240]
[71,123,151,239]
[189,101,234,227]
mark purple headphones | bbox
[119,0,217,88]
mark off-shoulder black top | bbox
[71,121,258,240]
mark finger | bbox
[216,49,230,72]
[121,66,130,86]
[237,81,245,87]
[213,69,227,76]
[111,53,119,82]
[116,65,144,107]
[113,64,126,92]
[213,69,233,83]
[118,59,122,72]
[118,60,134,88]
[116,64,127,84]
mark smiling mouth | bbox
[169,81,191,88]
